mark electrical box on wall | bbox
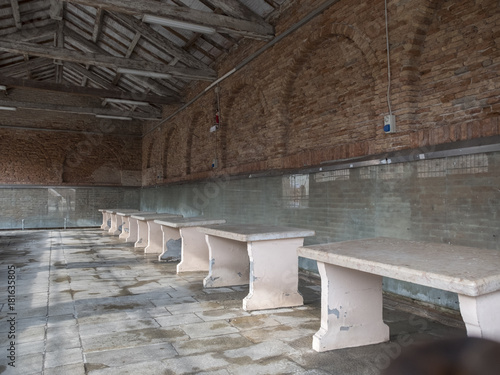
[211,159,218,168]
[384,115,396,133]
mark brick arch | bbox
[186,111,213,175]
[282,23,381,103]
[145,135,160,169]
[415,0,500,141]
[398,0,443,84]
[280,23,381,157]
[144,137,154,169]
[163,124,185,179]
[220,80,275,169]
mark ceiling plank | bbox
[49,0,64,20]
[206,0,269,24]
[0,99,160,120]
[0,58,53,76]
[2,23,57,42]
[0,40,217,81]
[107,12,210,71]
[91,8,104,43]
[63,28,181,97]
[111,31,141,85]
[10,0,22,29]
[0,74,179,105]
[61,0,274,40]
[55,21,65,84]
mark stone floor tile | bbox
[85,342,177,368]
[228,314,281,331]
[180,320,240,339]
[224,340,299,361]
[43,363,86,375]
[173,333,252,356]
[86,360,169,375]
[161,353,230,374]
[155,312,204,327]
[44,347,83,368]
[81,327,189,352]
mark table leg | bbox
[158,226,181,261]
[127,219,138,243]
[312,262,389,352]
[119,217,130,239]
[145,222,163,254]
[458,292,500,341]
[242,238,304,311]
[177,227,209,273]
[100,212,110,230]
[204,235,249,288]
[135,221,148,248]
[109,213,120,235]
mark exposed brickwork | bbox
[0,126,142,186]
[142,0,500,187]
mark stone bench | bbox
[116,211,156,241]
[154,217,226,270]
[198,224,315,311]
[297,237,500,352]
[98,209,112,230]
[131,213,182,252]
[99,209,137,235]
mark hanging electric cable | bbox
[385,0,392,116]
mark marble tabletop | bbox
[298,237,500,297]
[116,211,155,217]
[99,208,137,213]
[154,217,226,228]
[198,224,315,242]
[131,213,182,221]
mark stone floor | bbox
[0,228,466,375]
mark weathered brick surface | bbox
[0,0,498,188]
[143,0,500,187]
[0,89,143,186]
[0,126,142,186]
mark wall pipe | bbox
[145,0,342,137]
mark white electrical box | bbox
[211,159,218,168]
[383,115,396,133]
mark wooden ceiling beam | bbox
[2,23,57,42]
[206,0,269,25]
[0,58,53,76]
[0,40,217,81]
[10,0,22,29]
[62,0,274,40]
[0,99,160,120]
[107,12,211,71]
[64,28,180,97]
[0,74,179,105]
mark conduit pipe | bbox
[145,0,342,137]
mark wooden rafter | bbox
[0,73,179,105]
[63,28,181,97]
[0,99,161,120]
[206,0,269,24]
[10,0,22,29]
[0,40,217,81]
[107,12,211,71]
[61,0,274,40]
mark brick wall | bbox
[0,90,143,186]
[143,0,500,186]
